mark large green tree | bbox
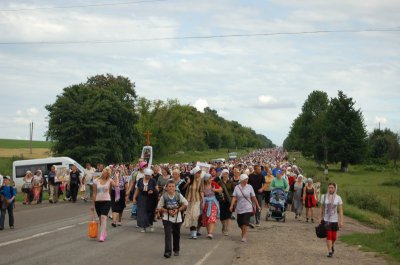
[326,91,368,171]
[46,74,140,164]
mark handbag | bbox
[315,194,327,238]
[88,209,99,239]
[238,186,256,216]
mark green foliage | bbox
[45,74,140,165]
[345,191,391,218]
[0,157,13,176]
[341,220,400,263]
[0,139,52,149]
[381,180,400,188]
[136,98,275,156]
[284,91,368,171]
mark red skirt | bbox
[305,194,316,208]
[202,202,218,226]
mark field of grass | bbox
[289,152,400,263]
[0,139,52,149]
[0,157,13,176]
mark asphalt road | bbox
[0,201,240,265]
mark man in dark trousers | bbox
[248,165,266,226]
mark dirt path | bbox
[232,210,387,265]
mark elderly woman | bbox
[230,174,261,243]
[291,175,305,220]
[22,171,33,205]
[133,168,157,233]
[32,170,43,204]
[217,169,234,235]
[303,178,317,223]
[92,168,119,242]
[183,166,204,239]
[270,170,289,192]
[202,173,222,239]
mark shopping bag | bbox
[88,208,98,239]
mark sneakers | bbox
[241,238,247,243]
[150,226,154,232]
[140,229,146,233]
[327,252,333,258]
[174,251,179,256]
[164,253,171,258]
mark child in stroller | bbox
[266,188,287,222]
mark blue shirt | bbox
[1,185,16,204]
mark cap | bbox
[144,168,153,176]
[239,174,249,182]
[203,173,212,181]
[139,161,147,169]
[190,166,201,175]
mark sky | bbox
[0,0,399,146]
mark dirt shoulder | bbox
[232,210,387,265]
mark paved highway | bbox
[0,202,239,265]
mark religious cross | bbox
[144,130,152,146]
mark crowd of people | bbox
[0,148,343,259]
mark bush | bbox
[381,179,400,188]
[346,191,391,218]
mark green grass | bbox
[0,157,13,176]
[341,220,400,263]
[154,148,249,164]
[0,139,52,149]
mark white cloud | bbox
[194,98,209,112]
[257,95,296,109]
[375,116,388,124]
[27,107,39,116]
[14,117,31,125]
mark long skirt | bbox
[183,201,201,228]
[219,200,232,221]
[137,193,155,228]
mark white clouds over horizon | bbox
[0,0,399,145]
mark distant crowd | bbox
[0,148,343,259]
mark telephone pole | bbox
[29,122,33,154]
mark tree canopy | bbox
[284,90,368,171]
[46,74,140,165]
[46,74,274,164]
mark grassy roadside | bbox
[0,139,52,149]
[289,152,400,263]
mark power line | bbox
[0,0,168,12]
[0,27,399,45]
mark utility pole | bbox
[29,122,33,154]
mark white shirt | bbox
[321,194,343,223]
[157,193,188,223]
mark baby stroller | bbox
[266,188,287,222]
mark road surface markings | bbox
[0,225,76,247]
[194,241,222,265]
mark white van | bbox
[12,157,85,190]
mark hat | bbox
[276,169,282,175]
[139,161,147,169]
[307,178,313,183]
[144,168,153,176]
[221,169,229,175]
[190,166,201,175]
[4,176,10,180]
[203,173,212,181]
[216,168,222,173]
[239,174,249,182]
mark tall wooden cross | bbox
[144,130,152,146]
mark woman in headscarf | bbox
[133,168,157,233]
[230,174,261,242]
[319,182,343,258]
[303,178,317,223]
[183,166,204,239]
[202,173,222,239]
[217,169,234,235]
[291,174,305,220]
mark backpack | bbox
[163,192,181,210]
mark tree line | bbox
[45,74,274,165]
[283,90,400,171]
